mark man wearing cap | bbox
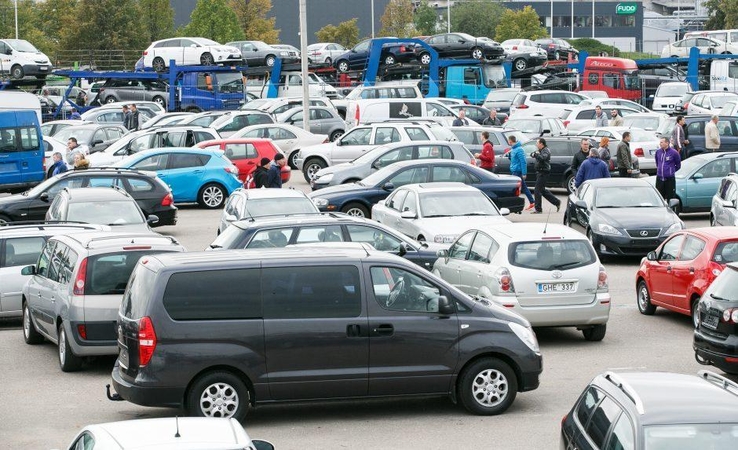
[267,153,287,188]
[253,157,270,188]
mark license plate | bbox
[649,149,656,155]
[39,67,47,71]
[702,314,720,330]
[537,282,576,293]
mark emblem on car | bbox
[640,230,649,237]
[552,270,563,279]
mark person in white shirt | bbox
[705,115,721,152]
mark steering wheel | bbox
[386,279,405,308]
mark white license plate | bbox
[702,314,719,330]
[537,282,576,293]
[39,66,48,71]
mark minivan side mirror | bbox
[438,296,455,315]
[21,265,36,276]
[646,251,657,261]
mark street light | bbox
[447,0,451,33]
[14,0,18,39]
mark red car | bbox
[636,227,738,327]
[197,138,291,186]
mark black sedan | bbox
[334,39,417,73]
[416,33,504,65]
[533,38,578,61]
[308,159,524,218]
[564,178,684,257]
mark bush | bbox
[566,38,621,57]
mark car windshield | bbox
[509,240,596,271]
[658,84,689,96]
[428,125,457,141]
[67,200,144,225]
[194,38,220,46]
[420,191,499,217]
[675,157,708,179]
[595,186,664,207]
[624,71,642,90]
[242,198,319,218]
[622,117,660,131]
[217,73,244,94]
[627,129,658,142]
[54,127,96,143]
[658,116,676,137]
[242,99,270,110]
[505,119,541,133]
[483,66,507,88]
[487,90,519,102]
[6,39,39,52]
[644,423,738,449]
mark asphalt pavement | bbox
[0,178,732,449]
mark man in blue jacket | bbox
[507,135,534,209]
[654,137,681,201]
[267,153,286,188]
[50,152,68,177]
[575,149,610,188]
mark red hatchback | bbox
[197,138,291,185]
[636,227,738,327]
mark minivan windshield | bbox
[509,240,596,271]
[6,39,39,53]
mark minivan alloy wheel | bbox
[471,368,508,407]
[200,382,239,418]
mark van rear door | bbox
[0,111,44,191]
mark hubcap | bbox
[59,329,66,364]
[155,98,164,106]
[345,207,365,217]
[306,164,322,180]
[638,286,649,311]
[568,177,576,193]
[202,55,213,65]
[386,56,395,64]
[153,59,164,71]
[200,382,239,418]
[472,49,483,59]
[331,131,343,141]
[106,97,116,104]
[339,62,348,72]
[290,152,299,168]
[471,369,508,407]
[421,54,431,65]
[516,60,526,70]
[203,186,223,207]
[267,57,275,66]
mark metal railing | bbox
[51,50,142,71]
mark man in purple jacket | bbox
[654,137,681,201]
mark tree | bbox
[139,0,175,44]
[315,18,360,48]
[413,1,438,36]
[379,0,417,37]
[494,6,548,42]
[34,0,78,55]
[704,0,738,30]
[183,0,244,43]
[567,38,620,57]
[451,0,506,39]
[60,0,147,51]
[230,0,280,43]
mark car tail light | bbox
[634,148,644,157]
[224,166,238,174]
[161,193,173,207]
[495,267,515,293]
[549,44,556,49]
[563,120,570,128]
[561,413,568,427]
[514,181,521,197]
[517,104,528,109]
[73,258,87,295]
[512,46,518,50]
[708,261,724,279]
[597,266,608,291]
[683,102,689,110]
[77,324,87,340]
[138,316,157,367]
[142,51,148,56]
[322,137,330,143]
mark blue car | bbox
[114,147,242,208]
[648,152,738,214]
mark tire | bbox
[417,235,426,243]
[471,47,484,60]
[710,214,717,226]
[637,280,656,315]
[105,96,119,104]
[265,55,276,67]
[565,174,576,194]
[587,229,601,258]
[582,324,607,342]
[341,202,369,218]
[198,183,226,209]
[0,214,11,225]
[58,325,83,372]
[325,57,332,65]
[35,74,47,80]
[692,297,701,329]
[329,130,344,142]
[563,211,572,227]
[337,60,350,73]
[288,150,299,170]
[384,54,396,65]
[200,52,214,65]
[10,64,24,80]
[458,357,517,415]
[554,51,561,60]
[186,371,250,421]
[152,96,166,108]
[152,57,166,72]
[419,52,431,65]
[23,302,43,345]
[186,106,203,113]
[513,58,528,71]
[303,158,326,182]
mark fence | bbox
[51,50,142,71]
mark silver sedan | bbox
[231,123,328,169]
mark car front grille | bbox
[626,228,661,238]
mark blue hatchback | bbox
[114,148,242,208]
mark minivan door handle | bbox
[372,324,394,337]
[346,324,363,337]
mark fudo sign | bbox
[616,2,638,15]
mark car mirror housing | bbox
[499,207,510,216]
[721,199,735,209]
[21,265,36,276]
[692,172,704,180]
[646,251,657,261]
[147,215,160,225]
[382,182,395,191]
[668,198,680,209]
[437,249,449,258]
[334,139,342,146]
[575,199,587,209]
[438,296,455,315]
[252,441,275,450]
[39,192,49,202]
[400,210,416,219]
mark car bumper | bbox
[111,360,185,408]
[694,329,738,374]
[488,293,611,327]
[589,231,667,256]
[217,54,243,65]
[494,196,525,214]
[21,63,53,75]
[67,321,118,356]
[526,55,548,67]
[150,207,178,227]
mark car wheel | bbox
[341,202,369,218]
[586,228,602,256]
[0,214,11,225]
[384,54,396,65]
[637,280,657,315]
[265,55,276,67]
[565,174,576,194]
[105,96,119,104]
[337,60,350,73]
[329,130,344,142]
[187,371,250,421]
[200,52,214,65]
[471,47,484,60]
[58,325,83,372]
[325,57,332,65]
[417,235,426,243]
[563,211,572,227]
[419,52,431,65]
[458,357,517,415]
[710,214,717,226]
[152,96,166,108]
[288,151,300,170]
[10,64,24,80]
[152,57,166,72]
[692,297,701,328]
[554,51,561,60]
[303,158,326,182]
[23,302,43,345]
[513,58,528,71]
[582,324,607,342]
[198,183,226,209]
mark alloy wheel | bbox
[471,369,508,408]
[199,382,240,418]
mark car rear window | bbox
[87,251,176,295]
[509,240,596,270]
[120,262,158,319]
[512,94,526,106]
[713,241,738,264]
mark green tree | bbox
[230,0,280,43]
[139,0,175,44]
[566,38,620,57]
[704,0,738,29]
[494,6,548,42]
[379,0,417,37]
[451,0,506,38]
[183,0,244,43]
[34,0,78,56]
[61,0,147,51]
[413,1,438,36]
[315,18,359,48]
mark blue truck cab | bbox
[443,64,509,105]
[177,71,246,112]
[0,110,44,193]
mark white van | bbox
[247,71,338,99]
[346,98,474,129]
[0,39,53,80]
[652,81,691,114]
[0,91,42,122]
[710,60,738,92]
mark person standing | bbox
[575,150,610,188]
[654,137,681,201]
[530,138,561,214]
[452,109,469,126]
[705,115,721,152]
[482,109,501,126]
[65,137,89,165]
[671,115,688,160]
[571,138,590,178]
[50,152,68,176]
[475,131,495,172]
[507,135,535,210]
[616,131,633,178]
[252,157,270,188]
[122,105,131,130]
[267,153,287,188]
[597,137,611,162]
[594,106,608,127]
[73,153,89,170]
[128,104,140,131]
[610,109,624,127]
[68,108,81,120]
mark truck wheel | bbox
[513,58,528,71]
[265,55,276,67]
[200,52,214,65]
[458,358,517,415]
[10,65,24,79]
[152,57,166,72]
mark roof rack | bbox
[0,220,96,229]
[603,372,645,414]
[74,233,180,249]
[698,370,738,397]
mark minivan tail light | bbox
[73,258,87,295]
[495,267,515,293]
[634,148,644,157]
[138,316,157,367]
[161,193,173,207]
[77,324,87,340]
[597,266,608,291]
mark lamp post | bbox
[299,0,310,131]
[447,0,451,33]
[14,0,18,39]
[371,0,375,38]
[550,0,554,38]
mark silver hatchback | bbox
[22,232,185,371]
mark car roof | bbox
[231,212,360,229]
[381,158,471,169]
[89,417,250,448]
[678,226,738,241]
[688,151,738,161]
[400,182,479,193]
[62,187,132,202]
[451,126,506,132]
[131,147,219,157]
[236,188,309,200]
[56,231,181,249]
[55,167,158,179]
[0,223,105,237]
[476,223,590,242]
[584,178,654,189]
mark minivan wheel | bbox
[23,302,43,345]
[58,325,83,372]
[187,371,250,421]
[198,183,226,209]
[458,358,517,415]
[637,280,656,315]
[582,324,607,341]
[10,64,24,79]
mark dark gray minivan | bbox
[110,247,542,419]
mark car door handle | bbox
[193,170,203,174]
[372,324,394,336]
[346,324,363,337]
[689,267,695,274]
[666,266,672,272]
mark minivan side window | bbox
[36,241,56,277]
[2,237,45,268]
[247,228,294,248]
[163,269,261,320]
[369,266,442,313]
[575,387,603,427]
[584,396,622,448]
[449,232,474,259]
[47,242,68,283]
[262,266,361,319]
[0,128,18,153]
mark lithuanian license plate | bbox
[702,314,720,330]
[537,282,576,293]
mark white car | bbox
[621,112,671,133]
[719,100,738,116]
[509,90,589,118]
[372,183,510,245]
[500,39,547,58]
[231,123,328,169]
[143,37,243,71]
[307,42,347,64]
[433,223,611,340]
[0,39,53,79]
[209,110,274,138]
[661,36,737,58]
[243,96,337,116]
[578,98,651,113]
[652,81,691,114]
[559,106,640,133]
[688,91,738,115]
[64,417,273,450]
[219,188,319,234]
[577,126,659,174]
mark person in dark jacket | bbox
[571,139,590,176]
[128,104,140,131]
[50,152,68,176]
[575,150,610,188]
[616,132,633,177]
[531,138,561,213]
[452,109,469,126]
[481,109,501,126]
[475,131,495,171]
[122,105,131,130]
[267,153,286,188]
[654,137,681,201]
[253,157,270,188]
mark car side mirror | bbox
[499,207,510,216]
[668,198,680,209]
[146,215,159,225]
[190,44,197,48]
[382,182,395,191]
[39,192,49,202]
[335,139,342,146]
[721,199,735,209]
[438,296,455,315]
[21,265,36,276]
[401,210,416,219]
[91,140,103,146]
[575,199,587,209]
[541,129,551,136]
[5,49,12,55]
[398,242,409,256]
[252,441,275,450]
[437,249,449,258]
[692,172,704,180]
[646,251,657,261]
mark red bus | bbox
[582,57,642,101]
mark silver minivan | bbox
[22,232,185,371]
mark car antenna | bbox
[174,416,180,438]
[543,209,552,235]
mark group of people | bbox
[250,154,288,189]
[48,138,90,176]
[121,104,141,131]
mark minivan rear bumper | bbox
[490,293,611,327]
[111,360,184,408]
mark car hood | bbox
[317,161,354,176]
[309,181,371,197]
[302,142,336,157]
[596,207,678,229]
[0,192,29,209]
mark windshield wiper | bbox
[424,214,450,218]
[461,212,492,216]
[550,261,581,270]
[710,293,732,301]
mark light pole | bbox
[371,0,375,38]
[447,0,451,33]
[14,0,18,39]
[299,0,310,132]
[550,0,553,38]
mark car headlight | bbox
[433,234,457,244]
[663,222,683,236]
[529,52,538,57]
[596,223,623,236]
[509,322,539,353]
[279,51,288,56]
[313,198,329,207]
[315,173,333,183]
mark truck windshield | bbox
[217,73,244,94]
[624,71,641,90]
[483,65,507,88]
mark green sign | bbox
[616,2,638,15]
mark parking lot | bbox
[0,178,726,449]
